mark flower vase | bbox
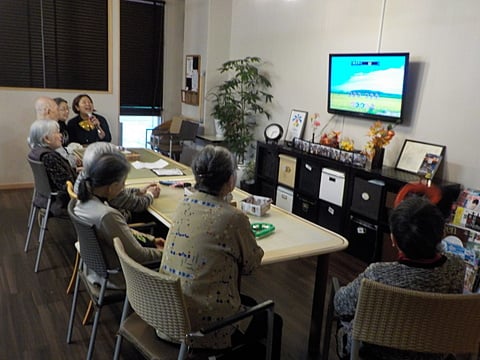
[371,147,385,170]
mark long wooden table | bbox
[126,148,348,357]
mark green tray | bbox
[251,222,275,239]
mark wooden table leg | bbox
[308,254,329,358]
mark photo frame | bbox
[285,110,308,144]
[395,139,446,174]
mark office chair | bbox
[112,237,275,360]
[24,157,59,273]
[350,278,480,359]
[152,118,199,160]
[66,199,125,360]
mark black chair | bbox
[153,118,199,160]
[24,157,58,272]
[66,199,125,360]
[113,237,275,360]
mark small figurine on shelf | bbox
[310,113,321,143]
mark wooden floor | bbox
[0,188,367,360]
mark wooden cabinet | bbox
[254,141,461,263]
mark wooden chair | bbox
[66,199,125,360]
[113,237,275,360]
[350,278,480,359]
[24,157,59,272]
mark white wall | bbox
[0,0,185,189]
[185,0,480,189]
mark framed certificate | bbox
[395,139,445,174]
[284,109,308,144]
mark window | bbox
[0,0,108,90]
[120,0,165,116]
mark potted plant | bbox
[210,56,273,164]
[240,159,257,194]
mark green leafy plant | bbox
[210,56,273,163]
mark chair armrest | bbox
[332,276,340,294]
[141,260,161,270]
[189,300,274,336]
[129,221,157,235]
[129,221,157,230]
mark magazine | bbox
[417,153,442,179]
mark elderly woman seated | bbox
[28,119,77,217]
[159,145,282,359]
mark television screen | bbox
[327,53,409,123]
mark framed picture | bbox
[285,110,308,144]
[395,139,446,174]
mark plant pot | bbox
[371,147,385,170]
[214,119,224,138]
[240,180,257,194]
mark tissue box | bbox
[241,196,272,216]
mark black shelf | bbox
[254,141,461,263]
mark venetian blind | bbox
[120,0,165,116]
[0,0,108,90]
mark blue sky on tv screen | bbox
[331,55,406,96]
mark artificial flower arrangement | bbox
[310,113,321,142]
[339,137,355,152]
[364,121,396,159]
[320,130,341,148]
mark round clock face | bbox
[264,123,283,142]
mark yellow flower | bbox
[339,138,354,151]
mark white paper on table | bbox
[131,158,169,170]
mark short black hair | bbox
[71,94,93,114]
[389,197,445,259]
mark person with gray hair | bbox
[34,95,80,169]
[159,145,282,358]
[34,96,59,120]
[74,142,161,223]
[28,119,77,217]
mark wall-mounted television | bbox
[327,52,410,123]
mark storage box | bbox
[350,177,385,221]
[318,200,343,234]
[276,186,294,212]
[346,215,380,263]
[297,159,322,198]
[319,168,345,206]
[241,196,272,216]
[277,154,297,188]
[293,193,318,223]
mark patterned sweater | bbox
[334,252,466,359]
[159,191,264,349]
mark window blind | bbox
[120,0,165,116]
[0,0,108,90]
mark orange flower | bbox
[365,121,395,158]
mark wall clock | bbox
[264,123,284,144]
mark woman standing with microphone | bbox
[67,94,112,145]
